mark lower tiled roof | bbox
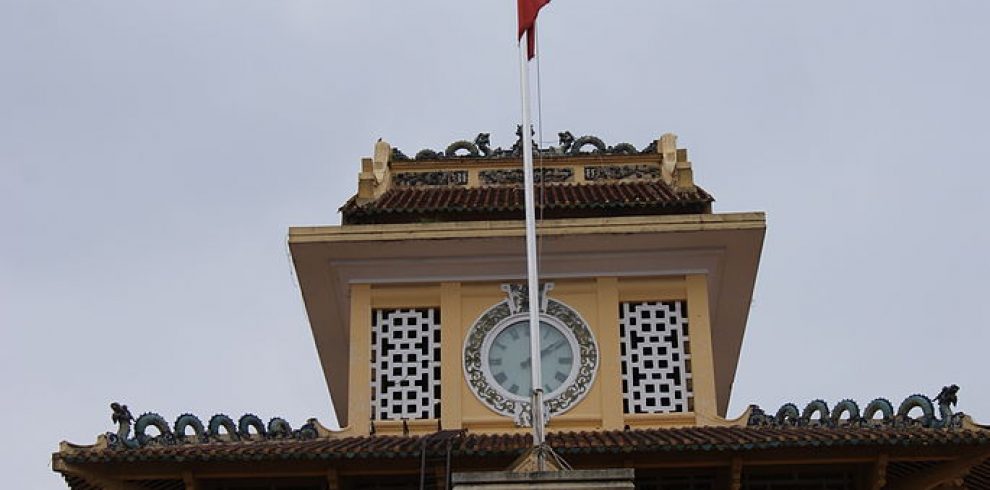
[340,181,713,224]
[969,460,990,488]
[59,426,990,464]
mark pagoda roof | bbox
[341,180,713,225]
[58,425,990,465]
[342,130,710,225]
[53,396,990,489]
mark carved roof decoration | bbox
[390,128,655,162]
[745,385,975,430]
[95,403,333,450]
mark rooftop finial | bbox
[659,133,678,185]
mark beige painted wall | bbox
[346,274,718,436]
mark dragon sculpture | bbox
[105,402,322,449]
[391,129,661,161]
[746,385,967,429]
[475,133,493,157]
[441,133,493,158]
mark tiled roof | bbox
[58,426,990,464]
[969,460,990,488]
[340,181,713,224]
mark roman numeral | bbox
[494,372,507,384]
[555,371,567,382]
[490,357,502,366]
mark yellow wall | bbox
[347,275,718,436]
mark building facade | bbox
[53,131,990,489]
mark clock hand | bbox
[541,339,566,356]
[520,340,568,369]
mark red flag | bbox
[518,0,550,60]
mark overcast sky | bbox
[3,1,989,488]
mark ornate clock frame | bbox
[462,283,599,423]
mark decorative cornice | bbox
[584,164,660,181]
[393,170,468,187]
[478,168,573,185]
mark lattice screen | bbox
[620,301,693,414]
[371,308,441,420]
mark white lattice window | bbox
[371,308,441,420]
[620,301,693,414]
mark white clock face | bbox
[486,320,575,398]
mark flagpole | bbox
[518,31,546,457]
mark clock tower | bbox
[54,130,990,489]
[289,130,765,435]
